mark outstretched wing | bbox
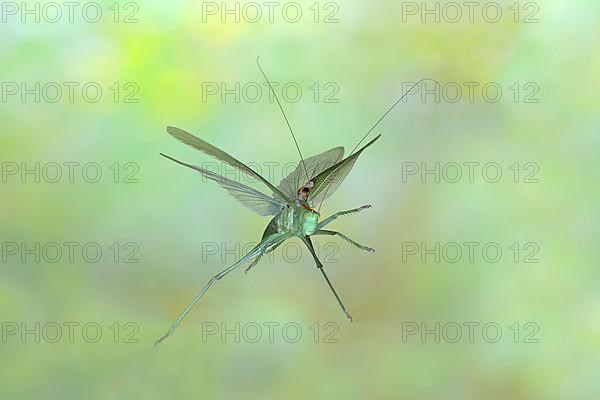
[166,126,292,203]
[276,146,345,199]
[309,135,381,206]
[161,153,286,216]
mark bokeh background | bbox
[1,0,598,398]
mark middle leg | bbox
[313,229,375,253]
[301,236,353,322]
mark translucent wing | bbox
[276,147,345,199]
[309,135,381,206]
[161,153,286,216]
[166,126,292,203]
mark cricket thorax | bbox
[301,209,319,235]
[275,201,319,236]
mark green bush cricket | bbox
[156,59,433,345]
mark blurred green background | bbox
[1,0,598,398]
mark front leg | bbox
[313,229,375,253]
[317,204,371,230]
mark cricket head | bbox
[302,209,319,236]
[298,180,314,201]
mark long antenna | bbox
[348,78,439,156]
[256,57,310,183]
[316,77,438,213]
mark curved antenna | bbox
[316,77,438,213]
[256,57,310,183]
[348,78,439,156]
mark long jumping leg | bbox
[155,233,288,345]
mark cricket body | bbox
[156,128,379,345]
[155,58,434,345]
